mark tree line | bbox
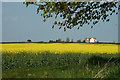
[49,37,82,43]
[27,38,86,43]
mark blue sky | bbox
[2,2,118,42]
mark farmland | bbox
[1,43,120,78]
[1,43,119,54]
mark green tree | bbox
[77,39,81,43]
[27,39,32,42]
[71,38,74,43]
[83,40,85,43]
[66,37,70,42]
[49,40,55,43]
[56,38,62,42]
[97,40,99,43]
[24,1,119,31]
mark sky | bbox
[2,2,119,42]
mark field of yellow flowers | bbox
[1,43,118,54]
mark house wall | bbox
[90,38,95,43]
[85,37,97,43]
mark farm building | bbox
[85,37,97,43]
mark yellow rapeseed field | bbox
[1,43,119,54]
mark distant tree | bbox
[82,40,86,43]
[66,37,70,42]
[112,41,115,43]
[39,41,44,43]
[49,40,55,43]
[97,40,99,43]
[27,39,32,42]
[77,39,81,43]
[56,38,62,42]
[71,39,74,43]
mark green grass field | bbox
[2,52,120,78]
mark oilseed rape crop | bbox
[1,43,118,54]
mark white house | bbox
[85,37,97,43]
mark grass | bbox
[2,52,120,78]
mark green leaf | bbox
[37,8,40,14]
[64,27,66,32]
[60,14,62,17]
[43,19,46,22]
[58,22,60,24]
[91,26,93,28]
[55,15,57,19]
[54,21,57,25]
[106,19,110,22]
[59,27,61,29]
[23,2,25,4]
[112,10,115,13]
[52,25,54,29]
